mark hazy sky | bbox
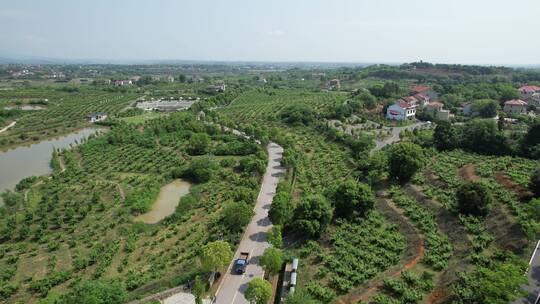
[1,0,539,64]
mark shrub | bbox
[456,181,493,217]
[387,143,424,183]
[530,169,540,197]
[245,278,272,304]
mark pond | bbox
[0,128,102,205]
[134,179,192,224]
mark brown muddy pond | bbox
[134,179,191,224]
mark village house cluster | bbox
[501,85,540,115]
[386,86,451,121]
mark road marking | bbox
[528,240,540,265]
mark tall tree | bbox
[245,278,272,304]
[200,241,233,273]
[267,225,283,248]
[387,143,424,183]
[269,191,294,226]
[433,121,459,150]
[331,179,375,218]
[192,276,206,304]
[260,247,283,276]
[222,201,254,232]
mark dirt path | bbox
[494,171,533,201]
[458,164,480,181]
[404,185,472,304]
[0,121,16,133]
[338,188,426,304]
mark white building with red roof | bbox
[519,85,540,99]
[503,99,528,114]
[386,100,416,120]
[411,85,438,101]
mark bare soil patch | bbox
[494,171,533,201]
[458,164,480,181]
[485,204,529,254]
[425,169,445,188]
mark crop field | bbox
[0,86,138,148]
[415,150,540,240]
[0,112,265,302]
[220,88,347,121]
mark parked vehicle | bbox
[234,252,250,274]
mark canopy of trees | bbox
[221,201,254,232]
[293,194,333,238]
[269,188,294,226]
[260,247,283,276]
[331,179,375,218]
[200,241,233,272]
[280,104,314,125]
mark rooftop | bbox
[504,99,528,106]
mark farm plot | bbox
[0,86,138,148]
[0,111,264,303]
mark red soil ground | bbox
[458,164,480,181]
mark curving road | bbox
[214,142,285,304]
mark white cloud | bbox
[22,34,46,42]
[267,29,285,37]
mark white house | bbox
[86,112,108,122]
[386,101,416,120]
[503,100,528,114]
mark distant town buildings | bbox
[86,112,108,122]
[130,76,142,82]
[114,79,132,86]
[209,81,226,92]
[327,79,341,90]
[503,99,528,114]
[519,85,540,107]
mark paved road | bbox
[214,142,285,304]
[513,240,540,304]
[373,122,430,151]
